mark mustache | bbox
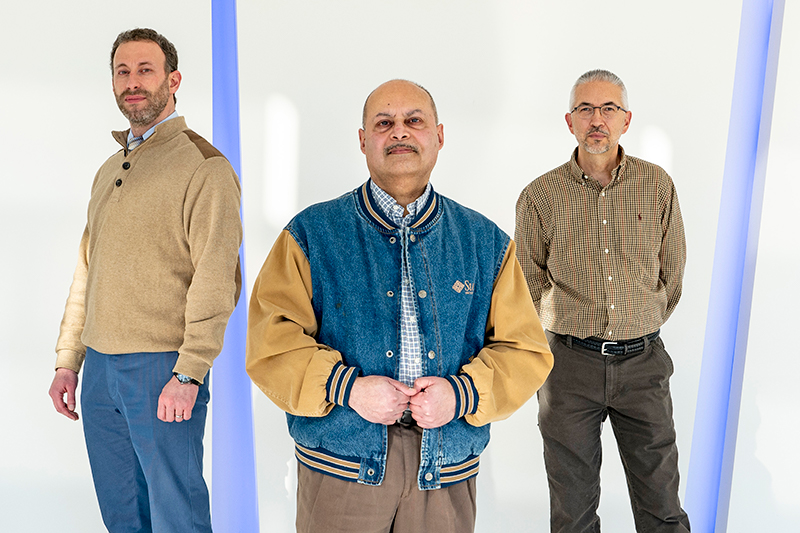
[119,89,151,98]
[587,126,609,136]
[384,143,419,155]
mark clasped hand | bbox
[348,375,456,429]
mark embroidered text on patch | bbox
[452,280,474,295]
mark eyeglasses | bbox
[570,104,628,119]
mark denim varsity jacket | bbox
[246,181,553,490]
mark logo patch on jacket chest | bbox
[452,280,474,295]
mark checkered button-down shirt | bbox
[515,147,686,341]
[370,180,432,387]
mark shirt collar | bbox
[369,180,432,227]
[127,111,179,150]
[569,145,628,185]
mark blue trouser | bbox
[81,348,212,533]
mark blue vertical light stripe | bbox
[211,0,260,531]
[684,1,784,531]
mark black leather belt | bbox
[396,409,417,427]
[563,330,660,356]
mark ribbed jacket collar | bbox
[356,179,440,232]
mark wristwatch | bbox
[174,373,199,385]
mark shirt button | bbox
[602,219,607,225]
[604,249,609,254]
[608,331,613,336]
[122,162,130,170]
[386,350,393,358]
[601,192,606,197]
[608,276,612,281]
[387,291,394,297]
[409,235,417,242]
[389,237,397,244]
[418,290,427,298]
[367,468,375,476]
[428,351,436,359]
[115,179,122,187]
[424,473,433,481]
[610,304,615,310]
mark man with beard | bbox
[48,28,242,533]
[246,79,553,532]
[515,70,691,532]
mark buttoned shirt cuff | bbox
[446,374,479,419]
[326,361,361,407]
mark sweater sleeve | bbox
[54,225,90,372]
[246,230,356,417]
[174,157,243,382]
[457,241,553,426]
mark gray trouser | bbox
[539,331,691,533]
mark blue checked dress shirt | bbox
[369,180,432,387]
[126,111,179,151]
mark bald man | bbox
[246,79,553,533]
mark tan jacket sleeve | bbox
[54,226,90,372]
[246,229,345,417]
[460,241,553,427]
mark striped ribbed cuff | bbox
[446,373,479,419]
[326,362,361,407]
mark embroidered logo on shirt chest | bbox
[452,280,474,295]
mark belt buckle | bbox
[397,409,417,428]
[601,341,617,356]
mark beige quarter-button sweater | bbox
[55,117,242,383]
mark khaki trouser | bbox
[297,424,477,533]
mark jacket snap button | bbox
[409,235,417,242]
[122,162,130,170]
[115,179,122,187]
[424,473,433,481]
[386,351,393,358]
[387,291,394,297]
[389,237,396,244]
[367,468,375,476]
[418,290,427,298]
[428,351,435,359]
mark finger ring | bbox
[175,414,183,419]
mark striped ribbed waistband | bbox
[294,443,480,488]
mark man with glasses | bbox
[515,69,690,532]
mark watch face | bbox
[175,373,192,384]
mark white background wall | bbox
[1,1,797,531]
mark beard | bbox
[583,139,611,155]
[581,127,619,155]
[115,76,171,127]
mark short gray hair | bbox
[569,69,628,110]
